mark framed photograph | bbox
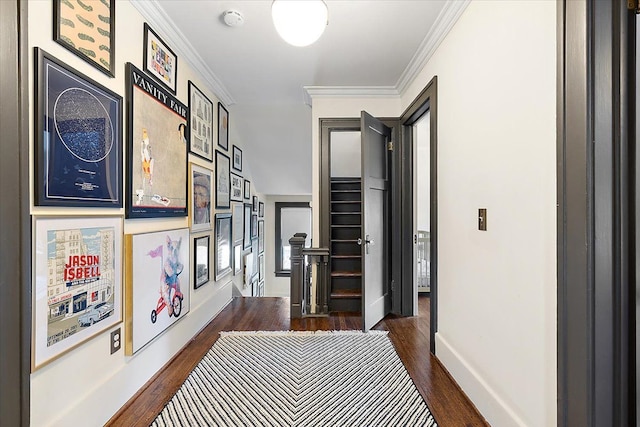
[188,81,213,161]
[214,213,232,281]
[143,23,177,94]
[189,164,212,231]
[252,276,259,297]
[34,48,122,207]
[230,172,243,202]
[125,228,190,355]
[193,235,209,289]
[259,202,265,218]
[53,0,115,77]
[233,244,242,275]
[258,219,265,254]
[251,214,258,240]
[232,145,242,171]
[253,196,258,212]
[244,252,254,289]
[258,280,265,297]
[258,253,265,282]
[32,216,123,370]
[243,179,251,200]
[217,102,229,150]
[215,151,231,209]
[126,63,187,218]
[232,202,243,245]
[243,203,252,250]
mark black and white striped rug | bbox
[151,330,437,426]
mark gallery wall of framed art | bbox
[26,2,272,425]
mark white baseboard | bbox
[435,333,526,427]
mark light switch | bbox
[478,208,487,231]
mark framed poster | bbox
[244,252,254,289]
[188,81,213,161]
[54,0,115,76]
[217,102,229,150]
[125,228,190,355]
[232,145,242,171]
[244,179,251,200]
[243,203,252,250]
[215,150,231,209]
[233,244,242,275]
[258,253,265,282]
[32,216,122,370]
[252,196,258,212]
[189,163,212,232]
[232,202,243,245]
[251,214,258,240]
[193,235,209,289]
[258,219,264,254]
[126,63,188,218]
[230,172,243,202]
[143,23,177,94]
[34,48,122,207]
[259,202,265,218]
[214,213,232,281]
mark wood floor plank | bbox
[106,297,488,427]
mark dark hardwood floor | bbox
[107,296,488,426]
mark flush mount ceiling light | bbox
[271,0,328,47]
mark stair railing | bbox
[289,233,329,318]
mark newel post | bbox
[289,233,307,318]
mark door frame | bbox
[319,118,399,315]
[559,1,634,425]
[399,77,438,352]
[1,0,31,425]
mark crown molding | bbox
[304,86,399,99]
[395,0,470,95]
[304,1,469,100]
[130,0,235,106]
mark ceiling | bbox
[134,0,456,195]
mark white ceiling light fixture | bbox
[271,0,328,47]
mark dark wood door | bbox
[361,111,391,330]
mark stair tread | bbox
[331,271,362,277]
[331,200,362,204]
[332,255,362,259]
[331,224,361,228]
[331,212,360,215]
[331,190,361,193]
[331,239,360,243]
[330,289,362,298]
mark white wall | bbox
[309,2,557,426]
[27,1,261,425]
[415,112,430,232]
[330,131,361,178]
[264,195,312,297]
[401,2,557,426]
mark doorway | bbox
[413,111,431,315]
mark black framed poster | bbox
[34,48,122,207]
[126,63,188,218]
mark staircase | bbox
[329,177,362,312]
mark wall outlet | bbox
[110,328,121,354]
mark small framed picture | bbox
[188,81,213,162]
[190,163,212,231]
[217,103,229,151]
[258,219,264,254]
[214,213,232,281]
[251,214,258,240]
[54,0,115,76]
[230,172,243,202]
[143,23,177,94]
[259,202,265,218]
[243,203,252,250]
[232,202,243,245]
[232,145,242,171]
[258,253,265,282]
[193,235,210,289]
[252,196,258,212]
[244,179,250,200]
[215,151,231,209]
[233,244,242,275]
